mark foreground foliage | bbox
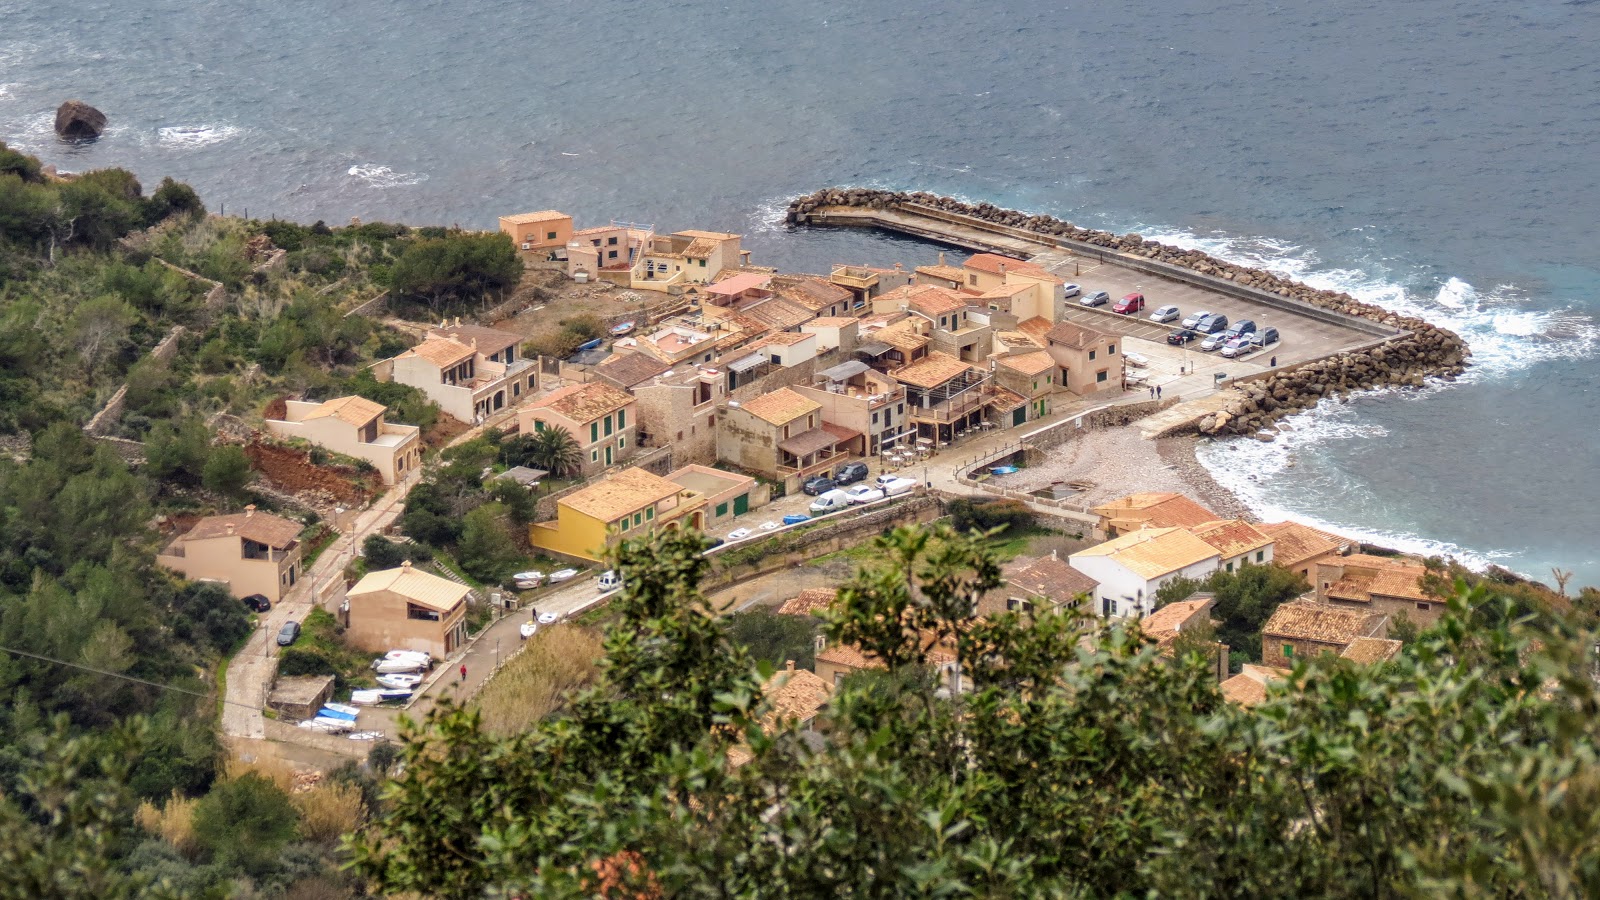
[353,525,1600,897]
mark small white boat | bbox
[385,649,432,664]
[323,701,362,717]
[350,690,385,705]
[373,658,427,674]
[348,731,385,741]
[610,321,635,336]
[302,717,353,734]
[520,620,538,639]
[377,673,422,690]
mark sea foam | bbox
[157,124,243,147]
[346,164,428,188]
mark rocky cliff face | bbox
[788,188,1470,438]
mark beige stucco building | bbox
[381,323,536,423]
[795,361,909,456]
[265,396,422,484]
[343,561,471,658]
[499,210,573,257]
[717,387,850,482]
[157,506,304,602]
[1314,554,1441,628]
[632,366,725,465]
[518,381,638,474]
[1044,321,1123,396]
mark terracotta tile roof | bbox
[528,382,634,424]
[1188,519,1275,560]
[348,562,470,612]
[674,229,740,241]
[815,642,881,672]
[994,331,1042,350]
[1071,527,1220,580]
[980,282,1036,299]
[1004,555,1098,603]
[501,210,568,224]
[963,253,1062,282]
[573,225,622,237]
[739,298,812,332]
[754,330,813,348]
[1340,636,1404,664]
[1220,664,1290,707]
[874,321,931,352]
[682,238,718,258]
[1141,598,1213,645]
[892,351,974,389]
[1018,316,1053,341]
[778,588,838,616]
[739,387,821,426]
[1094,493,1219,531]
[1046,320,1116,351]
[594,351,672,388]
[905,286,971,317]
[182,510,302,549]
[1262,601,1386,646]
[820,422,860,442]
[560,467,685,523]
[761,665,832,727]
[707,272,771,295]
[806,316,858,327]
[914,264,968,283]
[987,386,1027,411]
[304,396,386,427]
[1259,521,1344,567]
[399,337,476,369]
[771,275,851,312]
[778,427,840,458]
[995,351,1055,376]
[431,323,522,356]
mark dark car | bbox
[1166,329,1198,346]
[276,620,301,647]
[1250,326,1280,347]
[833,462,869,485]
[1194,313,1229,334]
[801,475,837,495]
[241,593,271,613]
[1223,319,1257,338]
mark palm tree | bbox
[529,426,582,477]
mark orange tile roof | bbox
[674,229,740,241]
[771,275,851,311]
[501,210,569,224]
[739,387,821,426]
[1188,519,1275,560]
[305,396,386,427]
[1219,664,1290,707]
[1262,601,1386,646]
[1259,521,1345,567]
[815,642,881,672]
[1140,598,1213,645]
[1018,316,1053,340]
[182,510,302,549]
[1071,527,1220,580]
[914,264,968,283]
[1046,320,1116,350]
[1340,636,1404,665]
[892,351,974,389]
[980,282,1036,299]
[707,272,771,294]
[761,665,832,727]
[528,382,634,424]
[1004,555,1098,603]
[806,316,858,327]
[349,562,471,612]
[995,351,1055,376]
[431,323,522,356]
[595,351,672,388]
[560,467,686,523]
[963,253,1062,282]
[399,337,476,369]
[778,588,837,616]
[906,286,971,317]
[681,238,718,258]
[874,322,931,352]
[755,330,813,348]
[987,386,1027,411]
[1094,493,1219,531]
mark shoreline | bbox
[1154,433,1255,522]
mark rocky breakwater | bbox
[787,188,1470,438]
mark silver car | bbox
[1200,331,1231,352]
[1219,335,1255,358]
[1080,290,1111,307]
[1149,304,1180,323]
[1062,283,1081,298]
[1182,310,1212,329]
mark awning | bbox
[495,466,549,486]
[728,353,768,373]
[778,427,839,458]
[817,360,870,382]
[856,342,892,357]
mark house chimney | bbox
[400,559,412,570]
[244,504,255,517]
[938,252,946,266]
[998,262,1007,276]
[1050,548,1057,560]
[225,523,235,536]
[785,659,795,672]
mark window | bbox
[546,231,557,240]
[771,354,782,365]
[590,422,599,442]
[607,236,618,246]
[1006,597,1033,613]
[969,274,978,286]
[716,502,728,517]
[591,449,599,462]
[1101,596,1114,617]
[989,304,999,311]
[607,250,618,259]
[634,512,643,528]
[513,382,521,397]
[897,403,904,415]
[1256,550,1265,562]
[1283,644,1294,657]
[617,409,626,429]
[1226,562,1234,572]
[604,416,613,437]
[940,316,948,327]
[1096,370,1108,383]
[618,436,626,449]
[871,412,879,425]
[645,507,654,521]
[1416,602,1430,611]
[1108,344,1116,355]
[1032,380,1038,391]
[699,259,706,267]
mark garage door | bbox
[732,493,749,515]
[1012,407,1026,427]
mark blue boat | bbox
[576,337,605,352]
[782,513,811,525]
[610,321,635,336]
[318,704,358,722]
[988,465,1019,475]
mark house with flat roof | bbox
[1260,600,1388,668]
[796,361,909,456]
[564,222,752,290]
[830,262,912,307]
[1092,492,1219,537]
[499,210,573,256]
[343,561,470,658]
[1314,554,1441,628]
[800,316,861,353]
[632,365,725,464]
[265,396,422,484]
[666,464,760,529]
[1069,527,1222,619]
[518,382,637,475]
[1044,320,1123,396]
[961,253,1066,321]
[528,466,708,562]
[381,323,536,423]
[157,506,304,602]
[1188,519,1276,573]
[991,350,1057,427]
[717,387,850,482]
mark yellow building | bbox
[529,466,707,562]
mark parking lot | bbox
[1036,251,1378,368]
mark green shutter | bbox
[618,409,626,429]
[732,493,749,515]
[715,502,728,517]
[645,507,654,521]
[590,422,599,442]
[604,415,613,437]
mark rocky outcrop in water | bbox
[54,100,107,140]
[787,187,1470,437]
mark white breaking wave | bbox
[746,195,793,236]
[157,124,243,147]
[346,164,428,188]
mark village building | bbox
[564,223,750,290]
[157,506,304,602]
[981,552,1099,616]
[343,561,471,658]
[830,263,913,307]
[872,284,990,364]
[1339,636,1405,665]
[1043,320,1123,396]
[1069,527,1222,619]
[1140,597,1229,681]
[799,316,861,353]
[379,323,535,423]
[1259,600,1388,668]
[716,387,851,483]
[912,253,970,292]
[990,351,1057,427]
[1314,553,1441,628]
[265,396,422,484]
[795,361,909,456]
[1188,519,1276,572]
[498,210,573,257]
[592,350,673,392]
[666,464,761,529]
[857,315,932,371]
[528,466,707,562]
[960,253,1066,322]
[1258,521,1350,580]
[632,365,725,464]
[770,274,855,319]
[778,587,839,617]
[518,381,637,475]
[1219,664,1291,707]
[728,662,834,767]
[892,351,991,445]
[1092,492,1220,537]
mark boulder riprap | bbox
[54,100,107,140]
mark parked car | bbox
[241,593,271,613]
[1062,283,1081,298]
[726,528,754,541]
[880,476,919,497]
[1249,326,1280,348]
[1167,328,1198,345]
[547,568,579,583]
[1200,331,1232,352]
[801,474,836,495]
[844,484,885,504]
[597,570,623,592]
[1148,304,1180,323]
[1182,310,1212,329]
[511,571,544,590]
[809,489,852,514]
[1194,313,1229,334]
[1223,319,1257,338]
[276,621,301,647]
[781,513,811,525]
[1112,293,1146,314]
[833,462,869,485]
[1219,335,1256,358]
[1080,290,1111,307]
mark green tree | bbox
[525,425,582,477]
[144,417,214,484]
[191,773,299,877]
[724,609,822,669]
[388,231,520,310]
[201,446,253,499]
[458,502,520,583]
[67,294,136,375]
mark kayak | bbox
[318,705,358,722]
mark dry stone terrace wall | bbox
[787,188,1470,437]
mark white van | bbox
[809,489,852,514]
[597,570,623,592]
[879,477,919,497]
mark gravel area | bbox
[991,424,1252,520]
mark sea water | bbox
[2,0,1596,585]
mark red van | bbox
[1113,293,1146,314]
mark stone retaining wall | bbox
[788,188,1470,437]
[701,494,944,589]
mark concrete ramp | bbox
[1139,392,1238,439]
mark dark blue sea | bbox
[4,0,1597,586]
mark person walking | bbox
[1148,386,1155,399]
[1157,385,1163,399]
[459,663,467,682]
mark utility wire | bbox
[0,643,265,712]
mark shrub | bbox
[292,781,366,845]
[134,791,201,858]
[473,625,604,736]
[948,497,1036,535]
[278,648,337,678]
[191,772,299,875]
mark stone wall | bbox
[787,189,1470,437]
[83,324,186,437]
[700,494,944,590]
[343,292,390,319]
